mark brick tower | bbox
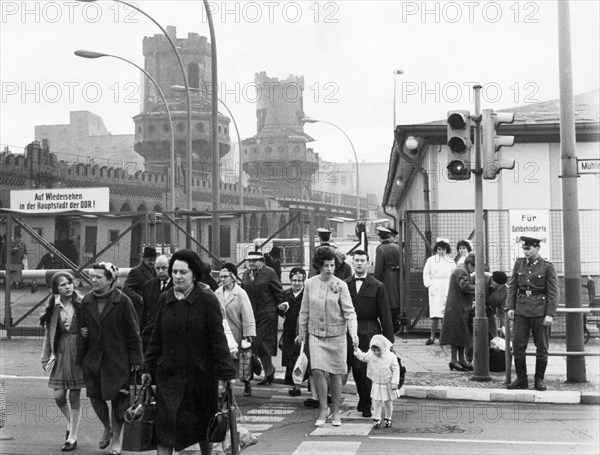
[133,26,230,176]
[242,72,318,195]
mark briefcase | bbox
[122,384,157,451]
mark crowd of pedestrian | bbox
[33,225,556,453]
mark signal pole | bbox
[471,85,491,381]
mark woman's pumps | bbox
[257,371,275,385]
[61,440,77,452]
[288,387,301,396]
[98,429,112,449]
[459,361,474,371]
[449,362,467,372]
[244,382,252,397]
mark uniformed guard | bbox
[316,227,332,246]
[506,235,559,391]
[374,227,402,333]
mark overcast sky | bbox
[1,0,599,164]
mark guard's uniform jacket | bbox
[506,257,559,318]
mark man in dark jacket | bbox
[241,251,283,385]
[346,249,394,417]
[123,246,157,321]
[140,255,172,350]
[374,227,402,333]
[506,235,558,391]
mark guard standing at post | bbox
[506,235,559,391]
[309,228,333,278]
[374,227,402,334]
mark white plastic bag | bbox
[292,341,308,385]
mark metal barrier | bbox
[503,307,600,384]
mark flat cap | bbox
[143,246,157,258]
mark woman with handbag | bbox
[279,267,306,396]
[297,247,358,427]
[78,262,143,455]
[142,250,235,455]
[39,271,85,452]
[215,263,257,397]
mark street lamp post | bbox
[301,117,360,220]
[78,0,193,247]
[203,0,221,264]
[75,50,176,214]
[393,69,404,129]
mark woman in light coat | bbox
[423,239,456,345]
[297,247,358,427]
[215,262,257,397]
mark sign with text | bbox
[508,209,551,262]
[577,159,600,175]
[10,188,109,213]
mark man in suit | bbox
[241,251,284,385]
[374,227,402,334]
[123,246,157,321]
[140,254,172,350]
[346,249,394,417]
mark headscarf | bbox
[370,334,393,356]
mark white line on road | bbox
[369,436,595,446]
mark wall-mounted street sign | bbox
[10,187,110,213]
[577,159,600,175]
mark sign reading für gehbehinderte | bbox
[10,188,109,213]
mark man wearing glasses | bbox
[506,235,559,391]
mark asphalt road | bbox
[1,374,599,455]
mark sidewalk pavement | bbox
[2,286,599,405]
[389,335,600,405]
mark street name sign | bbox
[577,159,600,175]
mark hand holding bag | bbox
[122,384,157,451]
[292,341,308,385]
[207,387,230,443]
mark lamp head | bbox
[74,49,107,59]
[300,117,318,124]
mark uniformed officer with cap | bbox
[317,227,332,245]
[374,226,402,333]
[506,235,558,391]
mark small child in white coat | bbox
[354,334,400,428]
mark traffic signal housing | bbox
[482,109,515,179]
[446,110,472,180]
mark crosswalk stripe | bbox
[292,441,361,455]
[311,423,373,436]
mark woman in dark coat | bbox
[40,271,84,451]
[440,254,476,372]
[278,267,306,395]
[79,262,142,455]
[142,250,235,455]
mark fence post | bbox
[505,311,512,384]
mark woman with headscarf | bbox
[422,238,456,345]
[142,249,235,455]
[40,271,84,452]
[78,262,142,455]
[215,262,256,397]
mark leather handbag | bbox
[207,386,230,443]
[122,384,157,451]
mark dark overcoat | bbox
[140,277,172,350]
[440,265,475,347]
[279,287,304,366]
[345,274,394,368]
[78,288,143,400]
[143,285,235,451]
[241,265,283,356]
[123,261,156,321]
[374,240,401,311]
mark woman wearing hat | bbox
[78,262,142,455]
[422,239,456,345]
[215,262,257,397]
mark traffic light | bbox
[482,109,515,179]
[446,110,472,180]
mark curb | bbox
[401,385,587,404]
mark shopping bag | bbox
[122,384,156,451]
[238,347,254,382]
[250,347,262,376]
[395,355,407,388]
[207,387,230,442]
[213,387,259,455]
[292,341,308,385]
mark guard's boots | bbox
[506,358,529,389]
[534,360,548,391]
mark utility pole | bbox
[558,0,586,381]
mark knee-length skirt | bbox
[48,320,85,390]
[308,333,348,375]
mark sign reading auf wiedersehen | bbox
[10,188,109,213]
[508,209,551,262]
[577,159,600,175]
